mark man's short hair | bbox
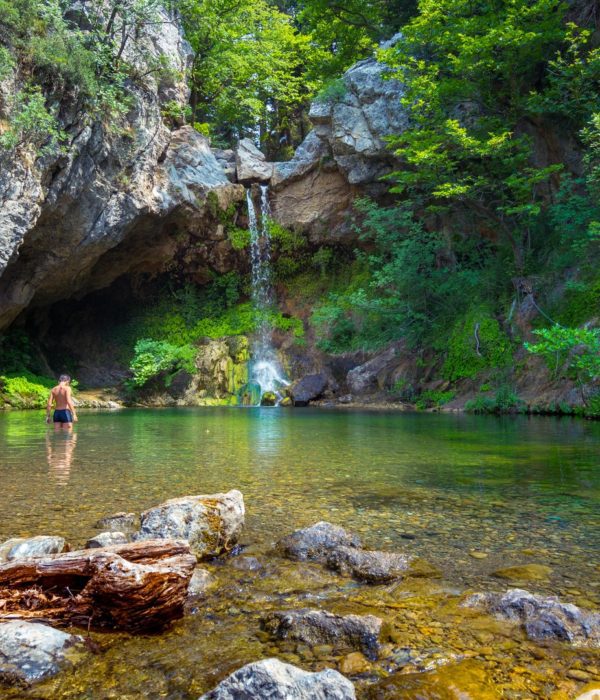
[59,374,71,383]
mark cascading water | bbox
[246,185,289,403]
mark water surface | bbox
[0,409,598,697]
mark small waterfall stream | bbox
[246,185,289,403]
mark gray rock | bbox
[263,609,385,659]
[276,521,361,562]
[187,568,214,597]
[0,621,84,685]
[84,531,128,549]
[235,138,274,182]
[271,131,329,188]
[291,373,328,406]
[464,589,600,646]
[199,658,356,699]
[326,546,440,583]
[346,345,399,394]
[0,536,66,563]
[135,490,245,559]
[94,512,139,533]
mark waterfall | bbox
[246,185,289,402]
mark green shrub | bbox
[314,78,347,104]
[128,339,196,388]
[0,85,65,155]
[415,389,455,410]
[465,386,525,414]
[0,372,55,409]
[525,325,600,384]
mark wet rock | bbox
[94,512,139,533]
[135,490,245,559]
[291,374,328,406]
[365,658,498,699]
[0,621,84,685]
[0,536,66,563]
[235,138,274,183]
[492,563,552,581]
[346,345,400,394]
[199,657,356,699]
[263,609,385,659]
[339,651,371,675]
[280,396,293,407]
[276,522,361,562]
[464,589,600,646]
[327,546,440,583]
[85,532,128,549]
[187,568,213,597]
[261,392,277,406]
[230,556,263,572]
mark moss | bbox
[443,308,515,382]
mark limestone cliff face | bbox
[0,6,244,332]
[236,43,407,240]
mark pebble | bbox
[469,551,488,559]
[568,670,591,681]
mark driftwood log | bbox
[0,540,196,632]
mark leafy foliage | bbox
[128,339,196,387]
[525,325,600,385]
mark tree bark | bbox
[0,540,196,632]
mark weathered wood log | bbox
[0,539,196,632]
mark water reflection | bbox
[46,431,77,485]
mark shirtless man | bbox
[46,374,78,431]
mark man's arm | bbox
[46,390,54,424]
[66,387,78,422]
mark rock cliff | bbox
[0,5,244,332]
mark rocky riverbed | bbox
[0,489,599,699]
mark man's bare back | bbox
[46,375,78,431]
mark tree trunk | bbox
[0,540,196,632]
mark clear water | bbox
[0,409,599,698]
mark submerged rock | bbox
[291,374,328,406]
[0,536,66,563]
[94,512,139,533]
[326,546,440,583]
[464,589,600,646]
[199,658,356,699]
[135,490,245,559]
[276,522,361,562]
[263,609,385,659]
[492,563,552,582]
[0,621,84,685]
[85,531,128,549]
[187,568,214,597]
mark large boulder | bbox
[0,536,66,563]
[326,546,440,583]
[276,522,361,562]
[346,345,399,394]
[135,490,245,559]
[236,138,274,183]
[291,373,328,406]
[263,609,385,659]
[199,658,356,699]
[0,621,84,685]
[464,589,600,646]
[94,512,139,533]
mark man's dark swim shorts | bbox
[53,409,73,423]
